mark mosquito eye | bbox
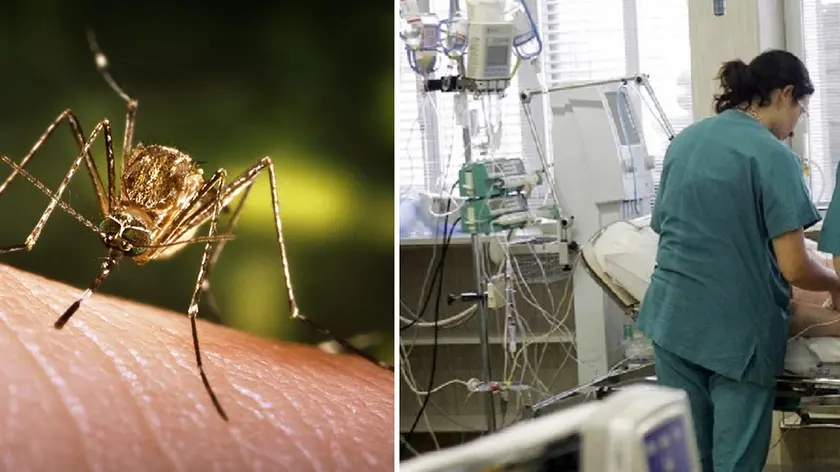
[99,218,120,235]
[123,228,151,256]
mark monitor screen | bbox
[643,416,692,472]
[604,90,641,146]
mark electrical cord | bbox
[401,181,460,331]
[401,215,460,451]
[399,303,477,328]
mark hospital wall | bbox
[688,0,840,468]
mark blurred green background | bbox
[0,3,394,364]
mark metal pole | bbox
[637,75,676,138]
[471,232,497,433]
[458,55,497,432]
[521,73,676,147]
[521,74,644,99]
[520,101,563,214]
[462,128,472,163]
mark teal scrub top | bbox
[818,164,840,255]
[637,109,820,387]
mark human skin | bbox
[0,264,394,472]
[790,248,840,338]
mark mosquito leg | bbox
[296,315,394,371]
[157,169,255,324]
[117,98,137,159]
[184,168,230,421]
[248,157,394,371]
[118,101,138,184]
[0,109,110,215]
[162,158,393,371]
[0,156,100,234]
[86,30,138,176]
[153,165,260,324]
[198,181,256,323]
[0,120,115,254]
[54,250,123,329]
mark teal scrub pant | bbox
[652,343,775,472]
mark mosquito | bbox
[0,32,393,422]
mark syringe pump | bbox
[460,192,530,234]
[458,158,542,198]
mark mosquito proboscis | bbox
[0,31,393,422]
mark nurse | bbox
[817,121,840,315]
[637,49,840,472]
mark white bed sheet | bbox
[585,216,840,377]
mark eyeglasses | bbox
[798,100,810,124]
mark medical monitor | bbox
[400,385,700,472]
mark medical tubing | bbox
[401,185,460,331]
[616,83,641,216]
[403,216,461,443]
[512,0,542,59]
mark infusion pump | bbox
[399,0,542,91]
[400,384,701,472]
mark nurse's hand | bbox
[830,291,840,311]
[0,263,395,472]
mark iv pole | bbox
[450,0,498,435]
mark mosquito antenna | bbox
[139,234,236,250]
[0,156,102,236]
[86,30,135,104]
[55,250,123,329]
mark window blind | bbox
[800,0,840,204]
[397,55,426,195]
[542,0,626,85]
[635,0,693,190]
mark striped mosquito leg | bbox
[185,168,230,421]
[252,157,394,371]
[198,179,256,323]
[0,109,109,215]
[0,120,114,254]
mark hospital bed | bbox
[530,216,840,429]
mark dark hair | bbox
[713,49,814,113]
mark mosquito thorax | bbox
[99,214,152,257]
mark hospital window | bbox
[795,0,840,206]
